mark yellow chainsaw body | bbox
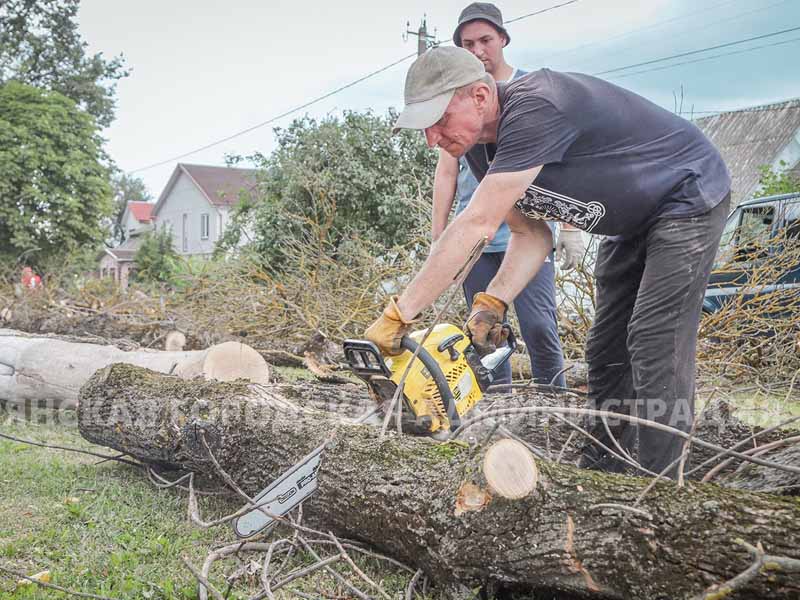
[383,324,483,433]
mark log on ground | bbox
[0,330,269,410]
[78,364,800,600]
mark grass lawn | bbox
[0,408,424,599]
[698,383,800,430]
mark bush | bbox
[219,109,436,270]
[133,227,179,285]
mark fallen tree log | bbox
[727,444,800,494]
[78,364,800,599]
[0,330,269,410]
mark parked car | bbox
[703,192,800,314]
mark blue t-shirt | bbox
[464,69,731,237]
[454,68,555,253]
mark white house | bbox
[98,241,139,289]
[152,163,257,258]
[119,201,155,240]
[98,202,155,288]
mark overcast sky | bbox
[77,0,800,197]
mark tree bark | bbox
[78,364,800,600]
[727,445,800,494]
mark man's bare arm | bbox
[396,165,543,319]
[431,149,459,242]
[485,209,552,302]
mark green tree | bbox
[110,171,153,243]
[0,0,128,127]
[754,161,800,198]
[133,227,178,284]
[219,110,436,268]
[0,81,112,265]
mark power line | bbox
[594,24,800,76]
[130,5,799,175]
[538,0,783,65]
[561,0,791,74]
[504,0,580,24]
[606,35,800,81]
[130,1,582,174]
[130,52,417,174]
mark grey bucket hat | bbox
[453,2,510,48]
[393,46,486,133]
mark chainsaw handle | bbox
[400,336,461,430]
[482,327,516,375]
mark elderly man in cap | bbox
[432,2,580,389]
[366,46,730,478]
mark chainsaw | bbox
[343,323,516,437]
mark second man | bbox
[431,2,583,387]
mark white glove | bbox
[556,229,585,270]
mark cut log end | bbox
[164,330,186,351]
[174,341,270,384]
[483,438,539,499]
[455,482,492,516]
[204,341,270,384]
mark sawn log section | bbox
[78,364,800,599]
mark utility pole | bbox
[404,16,437,57]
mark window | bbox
[201,213,210,240]
[714,209,742,268]
[734,205,775,263]
[714,204,776,268]
[182,213,189,252]
[109,268,116,281]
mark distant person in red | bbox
[21,267,42,289]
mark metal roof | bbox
[695,99,800,207]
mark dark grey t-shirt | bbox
[464,69,731,237]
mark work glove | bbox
[556,229,586,270]
[465,292,510,356]
[364,296,418,356]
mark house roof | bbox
[695,98,800,207]
[127,201,154,223]
[153,163,258,216]
[103,235,143,262]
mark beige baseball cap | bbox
[393,46,486,133]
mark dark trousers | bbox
[463,250,565,387]
[580,195,730,477]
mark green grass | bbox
[722,393,800,429]
[0,411,424,599]
[0,415,221,599]
[699,385,800,430]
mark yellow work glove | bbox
[364,296,418,356]
[465,292,509,356]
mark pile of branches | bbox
[0,188,438,354]
[697,230,800,384]
[2,206,798,385]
